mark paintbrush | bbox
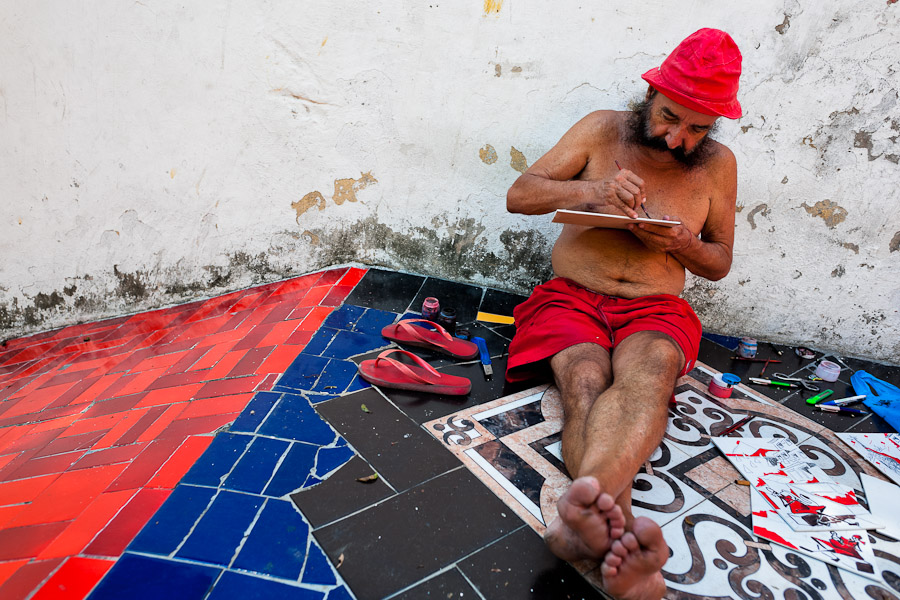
[615,160,653,219]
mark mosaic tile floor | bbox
[0,266,897,599]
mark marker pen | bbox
[815,405,865,416]
[749,377,794,388]
[821,394,866,407]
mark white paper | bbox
[861,473,900,541]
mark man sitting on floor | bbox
[505,29,743,600]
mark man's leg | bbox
[545,331,681,600]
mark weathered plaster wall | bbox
[1,1,898,363]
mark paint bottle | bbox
[422,297,440,321]
[437,307,457,334]
[737,337,758,359]
[815,360,841,382]
[709,373,740,398]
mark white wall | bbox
[2,0,898,363]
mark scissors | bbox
[772,373,820,392]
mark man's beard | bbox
[627,96,718,169]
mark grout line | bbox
[170,488,222,557]
[226,497,268,569]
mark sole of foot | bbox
[600,516,668,600]
[543,476,626,562]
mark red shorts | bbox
[505,277,702,383]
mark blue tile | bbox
[258,394,337,444]
[313,444,354,479]
[87,553,221,600]
[277,354,330,390]
[321,330,388,360]
[702,332,741,350]
[263,442,319,497]
[352,308,398,335]
[309,393,337,405]
[181,433,252,487]
[232,499,310,579]
[321,304,366,331]
[129,485,216,555]
[326,587,354,600]
[177,491,264,565]
[224,437,290,494]
[301,540,337,586]
[229,392,280,433]
[207,571,325,600]
[304,327,339,356]
[343,373,370,394]
[311,360,358,394]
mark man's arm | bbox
[628,148,737,281]
[507,112,646,219]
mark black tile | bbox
[314,389,460,492]
[846,411,898,433]
[412,278,485,325]
[379,355,536,425]
[344,269,426,313]
[487,323,517,342]
[828,355,900,387]
[479,289,527,317]
[290,455,395,528]
[389,568,479,599]
[780,379,872,433]
[459,526,603,600]
[313,468,523,600]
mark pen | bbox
[615,161,652,219]
[719,415,755,436]
[821,394,866,407]
[749,377,795,388]
[805,389,834,405]
[815,405,865,416]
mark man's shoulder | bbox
[568,110,629,146]
[704,140,737,178]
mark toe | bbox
[596,492,616,512]
[610,539,628,558]
[620,531,640,552]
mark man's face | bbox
[629,89,719,168]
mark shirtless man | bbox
[504,29,743,599]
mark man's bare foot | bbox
[600,516,668,600]
[544,476,626,561]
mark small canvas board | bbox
[837,433,900,486]
[552,209,680,229]
[750,489,882,582]
[861,473,900,541]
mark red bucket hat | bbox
[641,28,742,119]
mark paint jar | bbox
[815,360,841,382]
[737,337,758,359]
[422,297,440,321]
[437,307,457,334]
[709,373,741,398]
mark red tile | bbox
[255,373,279,391]
[111,368,167,398]
[0,428,63,456]
[227,347,273,377]
[35,489,136,559]
[188,341,235,371]
[145,370,207,391]
[284,329,313,346]
[338,267,367,287]
[193,376,262,399]
[0,454,20,474]
[3,451,84,481]
[0,403,86,429]
[37,369,98,391]
[158,413,241,439]
[298,306,333,331]
[300,286,331,307]
[0,504,25,529]
[231,323,277,352]
[287,305,313,321]
[179,393,254,420]
[56,413,119,439]
[273,272,322,295]
[30,556,114,600]
[71,374,126,407]
[136,403,188,442]
[46,377,102,409]
[80,394,145,419]
[260,302,297,324]
[6,464,128,528]
[147,436,213,489]
[92,411,145,448]
[105,437,184,492]
[83,488,170,557]
[202,349,248,380]
[226,292,264,314]
[0,474,59,507]
[258,320,301,348]
[257,346,301,375]
[70,443,147,470]
[163,346,212,374]
[0,559,29,588]
[0,523,70,560]
[134,384,204,409]
[322,285,353,306]
[0,558,65,600]
[316,267,349,285]
[34,432,105,459]
[29,415,83,436]
[112,406,169,447]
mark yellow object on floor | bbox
[476,311,514,325]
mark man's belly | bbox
[550,226,686,298]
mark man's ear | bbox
[645,86,656,103]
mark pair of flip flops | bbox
[357,319,478,395]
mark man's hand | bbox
[627,216,696,254]
[575,168,646,219]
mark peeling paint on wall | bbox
[890,231,900,253]
[746,203,770,230]
[292,191,327,222]
[510,147,528,173]
[483,0,503,15]
[479,144,498,164]
[802,199,848,228]
[333,172,377,205]
[842,242,860,254]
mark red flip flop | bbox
[381,319,478,360]
[358,349,471,395]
